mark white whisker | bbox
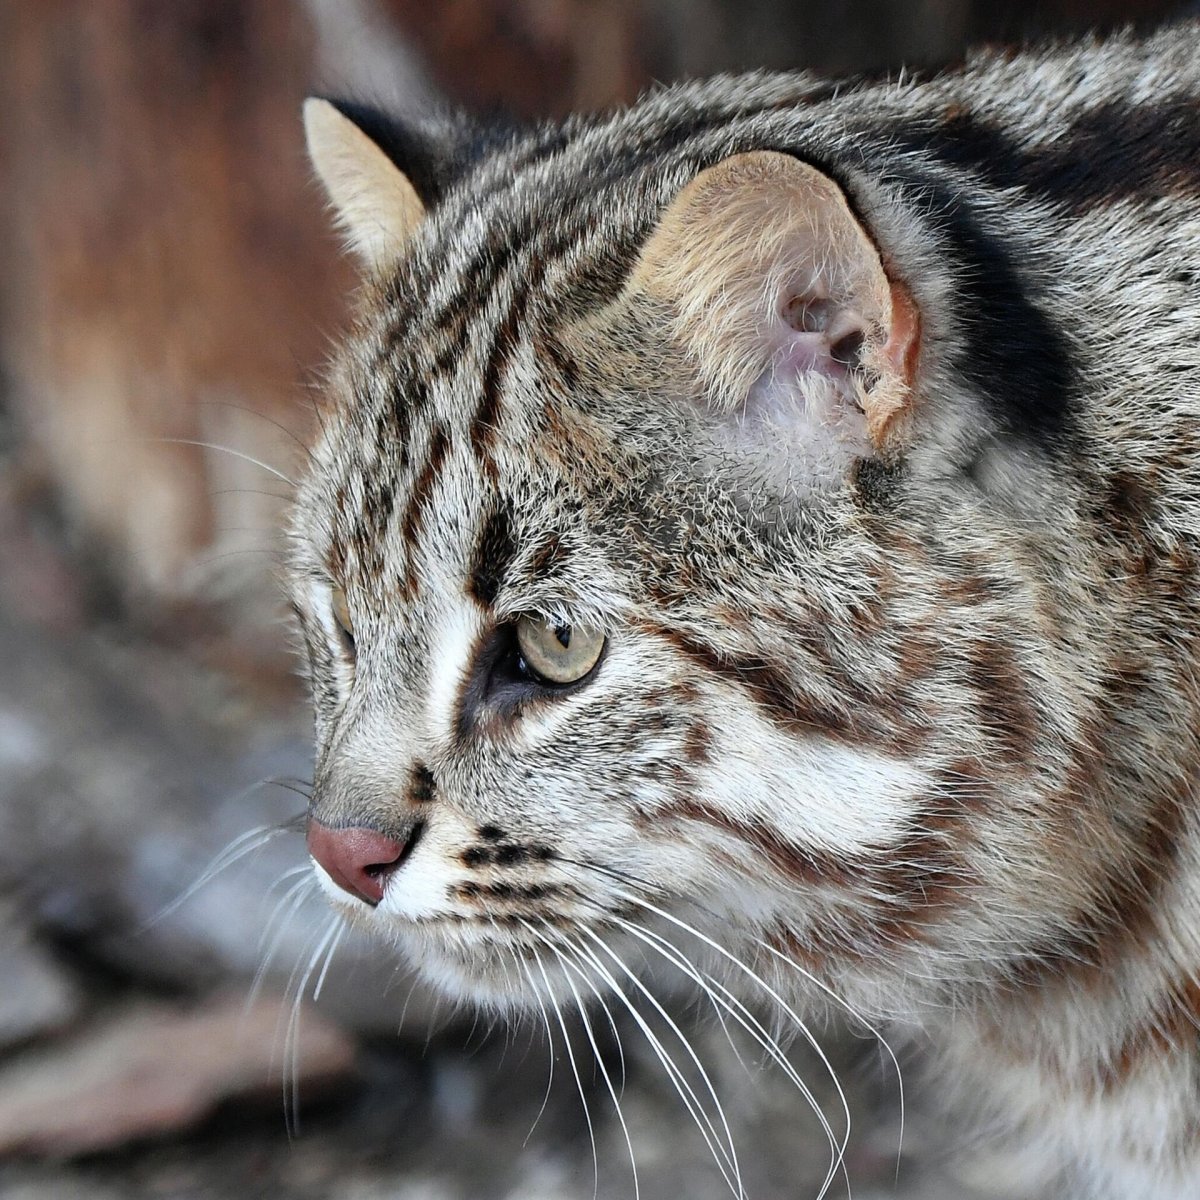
[312,915,347,1002]
[557,924,745,1199]
[543,933,642,1200]
[611,911,852,1191]
[147,437,295,485]
[508,945,558,1149]
[558,853,864,1195]
[142,803,303,930]
[282,912,341,1137]
[250,875,317,1013]
[747,930,905,1171]
[521,940,600,1200]
[608,887,851,1200]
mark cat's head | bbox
[289,92,1096,1017]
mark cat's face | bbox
[290,351,925,1007]
[290,99,1084,1018]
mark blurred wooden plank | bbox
[0,2,352,613]
[378,0,652,115]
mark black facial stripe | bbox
[399,421,451,597]
[358,476,395,550]
[427,238,520,373]
[470,291,526,471]
[456,881,562,902]
[409,763,435,804]
[422,201,583,375]
[460,842,556,868]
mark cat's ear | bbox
[303,97,453,272]
[626,151,920,466]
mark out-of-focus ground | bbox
[0,2,1188,1197]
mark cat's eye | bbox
[330,584,356,654]
[515,617,604,685]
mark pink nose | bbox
[306,819,411,905]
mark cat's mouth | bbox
[366,819,425,886]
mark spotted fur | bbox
[290,23,1200,1198]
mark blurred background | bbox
[0,2,1190,1198]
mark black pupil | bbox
[554,624,572,649]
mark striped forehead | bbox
[323,341,603,621]
[315,112,770,607]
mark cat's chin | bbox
[391,922,598,1017]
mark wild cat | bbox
[287,20,1200,1199]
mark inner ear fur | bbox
[303,97,426,273]
[619,151,920,452]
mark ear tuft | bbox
[303,97,426,272]
[623,151,921,484]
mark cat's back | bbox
[912,23,1200,531]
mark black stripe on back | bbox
[903,96,1200,214]
[887,164,1080,454]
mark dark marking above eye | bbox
[462,847,491,867]
[469,499,517,608]
[495,844,528,866]
[479,825,506,842]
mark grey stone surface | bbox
[0,994,354,1157]
[0,1007,1004,1199]
[0,600,440,1037]
[0,905,81,1049]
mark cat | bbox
[289,20,1200,1199]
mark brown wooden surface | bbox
[0,2,351,635]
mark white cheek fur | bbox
[703,699,926,855]
[373,839,454,921]
[424,603,481,744]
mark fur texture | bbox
[290,22,1200,1197]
